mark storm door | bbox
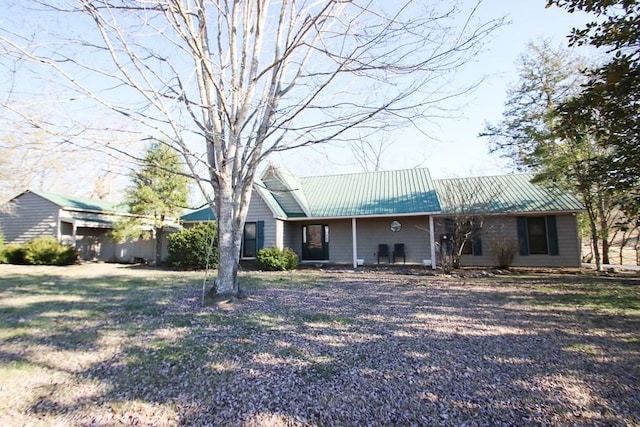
[302,224,329,261]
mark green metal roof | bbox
[297,168,441,217]
[29,189,125,213]
[177,168,583,224]
[181,205,216,222]
[434,174,584,214]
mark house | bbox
[433,174,584,267]
[185,165,584,268]
[0,189,170,263]
[3,165,583,268]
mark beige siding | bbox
[0,193,60,244]
[326,220,352,263]
[286,219,351,263]
[434,214,581,268]
[101,231,170,264]
[101,236,156,263]
[245,192,278,251]
[355,217,431,265]
[516,214,581,267]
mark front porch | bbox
[283,216,436,268]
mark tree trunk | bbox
[601,237,610,265]
[214,181,242,297]
[587,213,602,271]
[155,225,163,267]
[619,235,624,265]
[596,193,610,265]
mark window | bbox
[445,218,482,256]
[517,216,559,256]
[242,222,257,258]
[242,221,264,258]
[527,217,548,254]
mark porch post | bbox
[352,217,358,268]
[429,216,436,269]
[56,209,62,242]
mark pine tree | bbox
[112,143,189,266]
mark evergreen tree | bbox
[481,41,624,269]
[481,40,587,171]
[112,143,189,266]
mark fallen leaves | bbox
[0,264,638,426]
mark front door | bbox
[302,224,329,261]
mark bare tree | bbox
[0,0,503,297]
[434,176,509,271]
[0,122,96,203]
[349,129,396,173]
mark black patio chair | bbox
[377,244,389,263]
[393,243,405,264]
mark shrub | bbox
[0,234,5,264]
[4,244,27,265]
[55,245,80,266]
[490,239,519,269]
[167,222,218,269]
[257,247,298,271]
[23,237,78,266]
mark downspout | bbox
[352,217,358,268]
[429,216,436,269]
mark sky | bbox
[271,0,596,180]
[0,0,599,202]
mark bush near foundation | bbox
[23,237,78,266]
[257,247,298,271]
[1,237,78,266]
[490,239,519,269]
[167,222,218,269]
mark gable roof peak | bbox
[260,164,310,216]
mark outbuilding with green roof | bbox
[0,189,169,263]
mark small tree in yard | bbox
[111,143,188,266]
[435,177,506,271]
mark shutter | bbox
[472,225,482,256]
[517,216,529,256]
[256,221,264,251]
[547,216,559,256]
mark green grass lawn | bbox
[0,264,638,426]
